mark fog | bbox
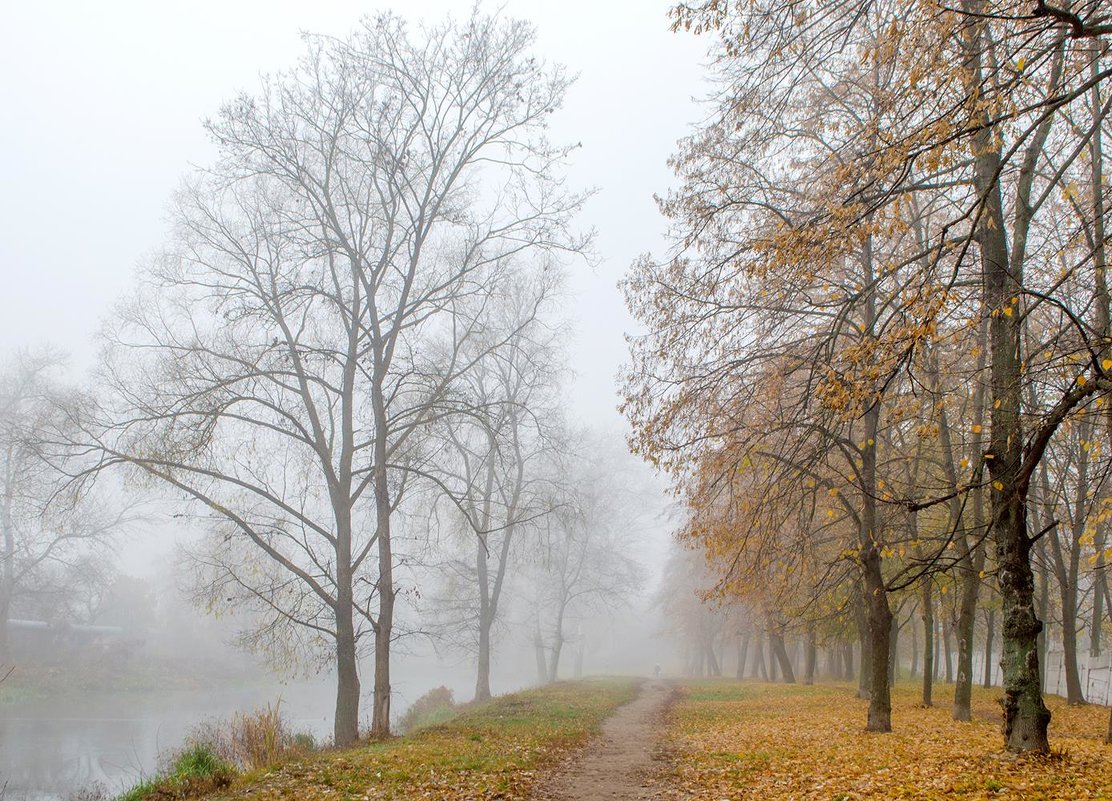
[0,2,706,797]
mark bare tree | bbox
[427,266,565,701]
[0,350,124,663]
[88,10,584,744]
[527,434,646,683]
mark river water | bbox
[0,656,492,801]
[0,681,335,800]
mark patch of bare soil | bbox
[534,680,676,801]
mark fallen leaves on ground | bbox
[666,681,1111,801]
[203,678,638,801]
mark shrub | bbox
[292,731,318,752]
[397,686,457,733]
[185,700,315,772]
[168,743,233,779]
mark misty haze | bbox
[2,2,1112,801]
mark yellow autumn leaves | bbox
[666,680,1112,801]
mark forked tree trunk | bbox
[737,635,750,680]
[769,632,796,683]
[963,0,1051,751]
[706,638,721,677]
[751,634,768,680]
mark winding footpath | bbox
[536,680,675,801]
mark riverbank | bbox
[129,677,640,801]
[0,653,266,702]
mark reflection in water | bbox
[0,682,334,800]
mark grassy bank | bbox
[125,677,638,801]
[667,680,1111,801]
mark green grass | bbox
[117,778,160,801]
[115,742,234,800]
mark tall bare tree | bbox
[88,10,584,744]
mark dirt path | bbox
[536,680,674,801]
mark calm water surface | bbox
[0,682,334,800]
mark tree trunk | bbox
[335,600,361,746]
[856,593,872,699]
[943,616,954,683]
[769,632,796,683]
[335,500,361,745]
[996,491,1050,749]
[1089,27,1109,665]
[933,617,941,681]
[1092,533,1106,658]
[983,608,996,688]
[922,578,934,706]
[963,0,1051,752]
[475,608,493,702]
[737,634,750,680]
[1060,597,1085,704]
[954,556,983,719]
[751,634,768,680]
[804,629,817,685]
[548,637,564,683]
[857,225,891,732]
[706,637,721,677]
[371,460,395,740]
[888,613,899,686]
[1037,538,1049,686]
[843,640,855,682]
[910,613,919,680]
[864,565,893,731]
[534,626,548,685]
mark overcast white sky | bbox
[1,1,709,576]
[0,0,709,427]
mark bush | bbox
[186,700,316,772]
[168,743,233,779]
[397,686,457,733]
[292,731,318,752]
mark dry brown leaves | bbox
[665,681,1111,801]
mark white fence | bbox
[970,649,1112,705]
